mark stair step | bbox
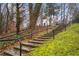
[22,42,39,47]
[14,46,33,52]
[34,39,48,41]
[29,41,44,44]
[4,50,19,56]
[39,37,49,39]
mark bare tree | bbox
[5,3,9,33]
[28,3,42,33]
[0,4,3,34]
[16,3,21,35]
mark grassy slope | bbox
[28,23,79,56]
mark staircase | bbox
[0,25,61,56]
[2,37,50,56]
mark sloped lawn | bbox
[28,23,79,56]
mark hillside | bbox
[28,23,79,56]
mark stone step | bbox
[29,41,44,44]
[3,50,19,56]
[14,46,33,52]
[22,42,39,47]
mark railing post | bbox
[47,25,48,34]
[19,40,22,56]
[31,32,33,39]
[17,36,23,56]
[53,29,55,39]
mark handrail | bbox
[0,38,17,41]
[0,27,46,39]
[0,25,65,56]
[0,29,27,39]
[0,26,50,53]
[0,27,49,42]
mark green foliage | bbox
[16,34,22,39]
[73,13,79,23]
[28,23,79,56]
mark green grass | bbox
[28,23,79,56]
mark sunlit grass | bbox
[28,23,79,56]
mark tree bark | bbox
[5,3,9,33]
[28,3,42,33]
[16,3,20,35]
[0,4,3,34]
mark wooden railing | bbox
[0,25,64,56]
[0,26,52,52]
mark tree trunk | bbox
[16,3,20,35]
[0,4,3,34]
[49,15,52,26]
[5,3,9,33]
[63,3,66,30]
[28,3,42,33]
[61,3,63,24]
